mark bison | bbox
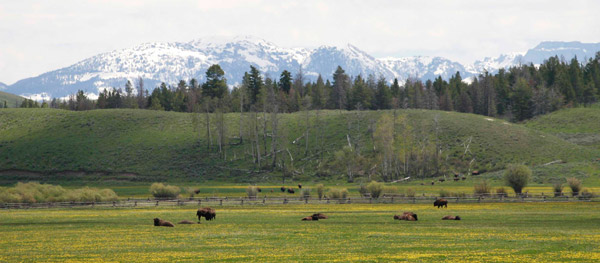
[257,187,262,193]
[178,220,199,224]
[287,188,295,194]
[197,207,216,221]
[302,214,319,221]
[298,183,302,189]
[312,213,328,219]
[280,186,286,192]
[154,218,174,227]
[434,198,448,208]
[442,215,461,220]
[394,212,418,221]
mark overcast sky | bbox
[1,0,599,84]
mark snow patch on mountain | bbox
[5,37,600,100]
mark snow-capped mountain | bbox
[5,37,600,100]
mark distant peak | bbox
[189,35,273,47]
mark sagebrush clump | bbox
[246,186,259,198]
[504,164,531,195]
[567,177,582,196]
[327,188,348,199]
[149,183,180,198]
[0,182,118,203]
[366,181,384,198]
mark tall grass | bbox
[567,177,582,196]
[149,183,180,198]
[0,182,118,203]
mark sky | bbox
[1,0,599,85]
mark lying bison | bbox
[442,215,461,220]
[312,213,328,219]
[434,198,448,208]
[301,214,320,221]
[154,218,174,227]
[287,188,295,194]
[197,207,216,221]
[394,212,418,221]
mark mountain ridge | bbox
[6,37,600,99]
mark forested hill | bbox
[0,108,596,183]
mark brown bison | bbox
[287,188,295,194]
[434,198,448,208]
[442,215,461,220]
[280,186,286,192]
[197,207,216,221]
[394,212,418,221]
[178,220,199,224]
[301,214,319,221]
[298,183,302,189]
[154,218,174,227]
[257,187,262,192]
[312,213,328,219]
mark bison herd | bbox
[154,199,461,227]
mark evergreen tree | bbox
[279,70,292,93]
[511,78,533,121]
[375,76,392,109]
[331,66,350,110]
[247,66,263,106]
[202,64,228,99]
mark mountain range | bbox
[3,36,600,100]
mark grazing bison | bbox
[442,215,461,220]
[434,198,448,208]
[298,183,302,189]
[280,186,286,192]
[197,207,216,221]
[312,213,328,219]
[257,187,262,193]
[394,212,418,221]
[287,188,295,194]
[178,220,199,224]
[154,218,174,227]
[194,189,201,194]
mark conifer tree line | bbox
[22,52,600,122]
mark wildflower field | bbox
[1,202,599,262]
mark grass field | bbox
[0,91,24,108]
[525,107,600,150]
[1,108,598,183]
[0,203,599,262]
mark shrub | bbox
[316,184,325,199]
[567,177,582,196]
[328,188,348,199]
[0,182,117,203]
[358,185,368,197]
[495,187,508,197]
[552,183,563,197]
[149,183,180,199]
[474,180,492,196]
[301,188,311,198]
[405,188,416,197]
[246,186,259,199]
[504,164,531,195]
[366,181,384,198]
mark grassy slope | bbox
[0,91,24,108]
[0,108,597,183]
[1,203,599,262]
[525,107,600,150]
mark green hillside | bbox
[525,107,600,149]
[0,91,24,108]
[0,108,597,183]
